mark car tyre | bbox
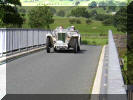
[54,47,57,52]
[46,37,50,53]
[77,45,80,51]
[74,38,78,53]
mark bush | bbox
[92,41,96,45]
[102,18,113,26]
[18,8,26,14]
[70,7,90,18]
[50,7,56,15]
[69,18,81,24]
[76,19,81,24]
[81,40,88,45]
[57,10,65,17]
[69,18,76,24]
[99,33,106,36]
[114,7,127,33]
[89,1,97,8]
[90,10,97,17]
[95,14,111,21]
[86,19,92,24]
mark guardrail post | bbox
[0,29,3,57]
[12,29,13,55]
[27,29,28,51]
[19,29,21,52]
[33,29,34,48]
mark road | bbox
[6,45,102,94]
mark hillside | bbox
[20,0,127,6]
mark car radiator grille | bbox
[58,33,66,42]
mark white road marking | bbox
[92,45,105,94]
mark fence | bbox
[0,28,51,57]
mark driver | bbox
[71,26,75,30]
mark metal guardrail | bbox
[108,30,126,94]
[0,28,51,57]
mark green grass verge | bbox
[81,38,108,46]
[81,34,108,45]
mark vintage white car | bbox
[46,26,81,53]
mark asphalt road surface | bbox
[6,45,102,94]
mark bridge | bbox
[0,28,127,100]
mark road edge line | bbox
[91,45,105,94]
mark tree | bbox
[89,1,97,8]
[57,10,65,17]
[127,1,133,85]
[119,2,127,6]
[127,1,133,33]
[99,1,106,7]
[70,7,90,18]
[50,7,56,15]
[28,6,54,29]
[107,0,116,6]
[99,1,107,10]
[18,8,26,14]
[75,1,80,6]
[0,0,23,27]
[113,7,127,33]
[127,1,133,49]
[0,0,21,6]
[108,6,116,12]
[107,1,116,12]
[90,9,97,18]
[95,14,112,21]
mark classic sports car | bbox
[46,26,81,53]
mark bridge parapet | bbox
[108,30,126,94]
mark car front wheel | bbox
[74,38,78,53]
[46,37,51,53]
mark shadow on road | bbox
[2,94,91,100]
[50,49,88,54]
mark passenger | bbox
[60,26,63,29]
[71,26,75,30]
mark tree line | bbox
[0,0,131,34]
[0,0,54,29]
[0,0,23,27]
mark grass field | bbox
[22,13,124,45]
[22,15,124,45]
[50,16,124,35]
[49,16,124,45]
[81,36,108,45]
